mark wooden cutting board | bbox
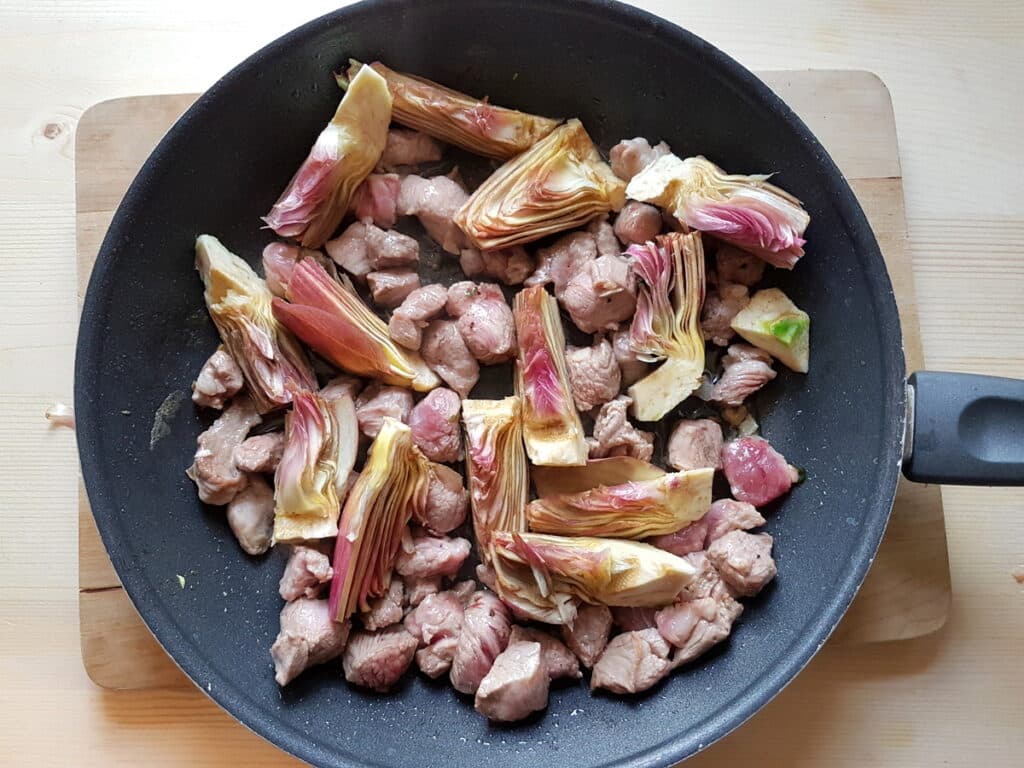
[75,70,951,690]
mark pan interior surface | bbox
[74,1,905,766]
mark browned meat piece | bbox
[379,128,444,171]
[421,320,480,399]
[590,628,672,694]
[351,173,401,228]
[450,590,512,694]
[483,247,534,285]
[611,328,649,387]
[416,463,469,535]
[647,519,710,558]
[701,283,750,346]
[588,217,622,258]
[325,221,371,282]
[397,174,469,255]
[405,590,465,678]
[365,224,420,269]
[562,258,637,333]
[656,595,743,666]
[416,636,460,679]
[704,498,765,544]
[362,579,406,631]
[526,231,597,298]
[613,201,662,245]
[225,473,273,555]
[611,606,659,632]
[367,269,420,308]
[408,388,463,463]
[586,396,654,462]
[715,244,766,287]
[667,419,724,472]
[475,641,550,722]
[560,603,612,668]
[445,281,517,364]
[405,576,441,607]
[186,396,261,505]
[707,530,777,597]
[319,374,363,403]
[191,348,243,409]
[233,432,284,474]
[679,551,734,603]
[279,545,334,601]
[388,284,448,350]
[609,137,671,181]
[355,383,413,439]
[565,336,621,412]
[509,625,581,680]
[395,530,472,580]
[343,625,418,692]
[711,344,777,406]
[271,598,350,686]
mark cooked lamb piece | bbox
[565,336,621,412]
[611,328,649,387]
[405,576,442,607]
[704,498,766,544]
[271,598,350,686]
[405,590,465,679]
[609,137,671,181]
[233,432,285,474]
[415,463,469,535]
[590,628,672,694]
[707,531,777,597]
[445,281,517,364]
[590,254,633,298]
[191,348,244,410]
[475,641,550,722]
[395,530,472,580]
[325,221,372,281]
[279,545,334,601]
[701,283,750,347]
[526,231,598,297]
[361,579,406,631]
[396,174,469,255]
[343,625,418,692]
[364,223,420,270]
[656,594,743,667]
[225,473,274,555]
[354,384,413,439]
[587,396,654,462]
[351,173,401,228]
[262,242,333,298]
[509,625,581,680]
[483,247,534,285]
[459,248,486,279]
[450,580,477,604]
[679,551,734,603]
[450,590,512,694]
[408,388,463,463]
[420,320,480,398]
[319,374,363,403]
[560,603,612,668]
[378,128,444,171]
[721,436,799,507]
[610,606,660,632]
[711,344,776,406]
[587,216,622,258]
[475,563,497,592]
[647,519,710,558]
[388,284,448,350]
[367,269,420,308]
[614,201,662,245]
[186,395,261,505]
[667,419,723,472]
[715,244,766,287]
[562,258,637,333]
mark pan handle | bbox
[903,371,1024,485]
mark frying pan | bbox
[73,1,1024,766]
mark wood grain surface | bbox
[3,1,1023,766]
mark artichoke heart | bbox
[532,457,665,498]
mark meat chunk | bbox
[366,269,420,308]
[560,603,612,668]
[388,284,448,350]
[475,641,550,722]
[325,221,371,281]
[261,243,335,298]
[614,201,662,245]
[722,436,799,507]
[361,579,406,631]
[590,628,672,694]
[351,173,401,228]
[395,530,472,580]
[445,282,517,364]
[405,576,442,607]
[233,432,285,474]
[588,217,622,258]
[416,463,469,535]
[667,419,723,472]
[461,247,535,286]
[712,344,776,406]
[704,498,766,544]
[354,384,413,439]
[409,388,463,463]
[565,336,621,412]
[365,224,420,269]
[656,594,743,666]
[707,530,777,597]
[701,283,750,347]
[509,625,581,680]
[715,244,766,287]
[225,473,274,555]
[405,590,465,678]
[397,174,469,255]
[450,590,512,694]
[590,254,634,298]
[611,606,659,632]
[647,518,710,558]
[279,545,334,601]
[679,551,734,603]
[609,137,671,181]
[612,328,649,387]
[186,396,261,505]
[271,598,350,686]
[475,563,497,592]
[319,374,362,403]
[562,258,637,333]
[191,348,243,409]
[421,320,480,398]
[587,396,654,462]
[527,231,598,298]
[342,625,418,692]
[379,128,444,171]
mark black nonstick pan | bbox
[73,1,1024,766]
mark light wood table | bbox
[1,1,1022,765]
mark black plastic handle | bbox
[903,371,1024,485]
